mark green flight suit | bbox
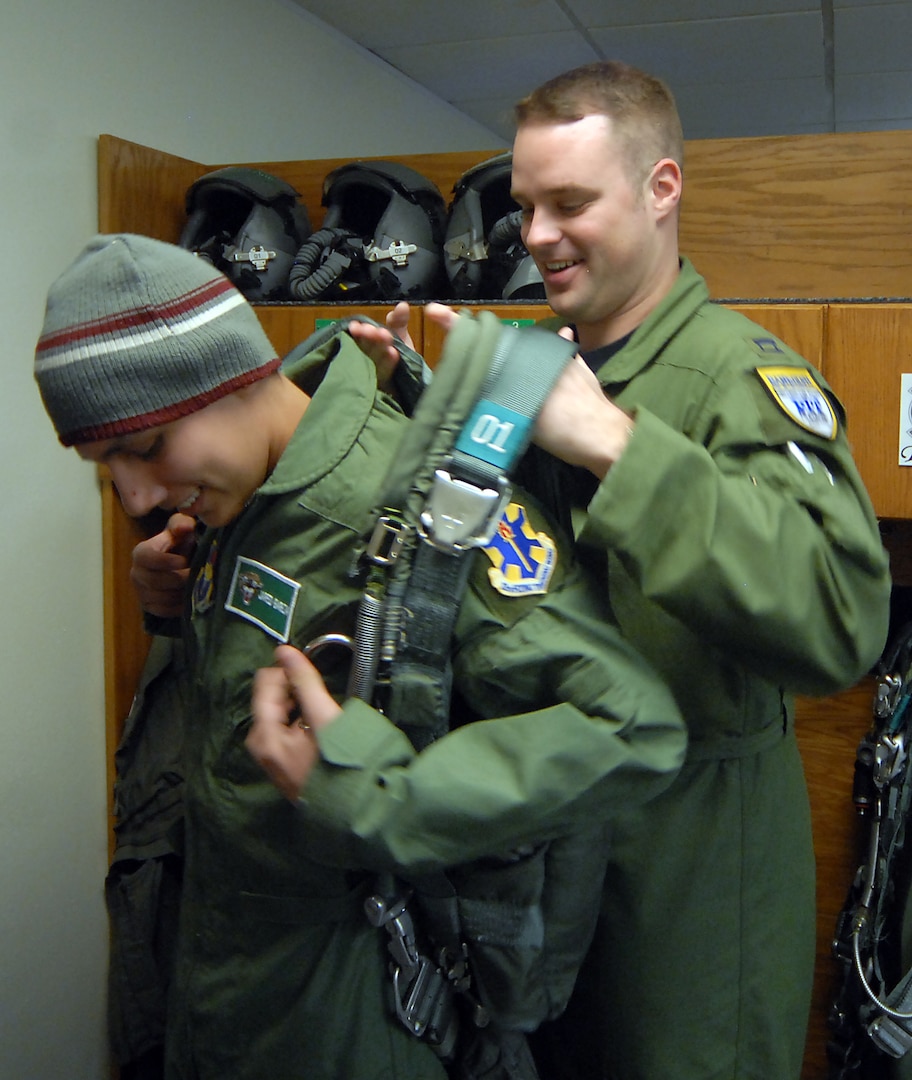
[165,336,686,1079]
[522,258,891,1080]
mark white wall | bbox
[0,2,499,1076]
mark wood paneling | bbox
[421,301,554,365]
[680,130,912,300]
[256,303,424,360]
[98,134,203,241]
[825,305,912,520]
[100,470,150,849]
[795,682,874,1080]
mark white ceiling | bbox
[288,0,912,141]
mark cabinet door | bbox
[422,302,823,369]
[825,305,912,519]
[254,304,424,359]
[421,303,554,365]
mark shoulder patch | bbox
[756,366,837,440]
[192,538,218,615]
[225,556,300,641]
[482,502,557,597]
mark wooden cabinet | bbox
[825,304,912,520]
[97,131,912,1080]
[256,303,424,359]
[98,131,912,524]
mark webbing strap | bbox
[348,312,574,1064]
[386,543,474,750]
[381,313,576,748]
[448,321,577,492]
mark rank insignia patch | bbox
[482,502,557,596]
[225,556,300,641]
[756,366,837,440]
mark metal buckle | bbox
[875,673,903,721]
[418,468,510,553]
[366,515,410,566]
[874,731,907,788]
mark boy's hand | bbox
[130,513,197,618]
[247,645,342,801]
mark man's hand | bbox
[130,513,197,618]
[246,645,343,801]
[533,328,635,479]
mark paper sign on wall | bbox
[901,375,912,466]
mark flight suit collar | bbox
[586,258,710,386]
[260,337,378,496]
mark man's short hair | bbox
[514,60,684,184]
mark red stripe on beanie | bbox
[37,277,235,354]
[57,355,282,446]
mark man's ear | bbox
[649,158,683,220]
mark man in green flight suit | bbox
[34,233,686,1080]
[275,60,893,1080]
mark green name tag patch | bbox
[225,556,300,642]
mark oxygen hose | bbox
[288,227,361,299]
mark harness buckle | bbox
[418,468,510,553]
[875,673,903,721]
[366,515,410,566]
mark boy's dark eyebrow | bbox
[99,441,127,462]
[99,436,140,463]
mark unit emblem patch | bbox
[192,538,218,615]
[482,502,557,596]
[225,555,300,641]
[756,366,837,439]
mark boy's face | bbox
[77,391,274,527]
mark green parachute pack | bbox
[286,311,611,1080]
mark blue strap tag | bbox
[454,398,534,470]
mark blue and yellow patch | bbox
[482,502,557,596]
[756,366,837,440]
[192,538,218,615]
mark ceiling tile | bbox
[675,76,831,137]
[836,5,912,72]
[289,0,573,48]
[287,0,912,139]
[448,97,521,142]
[380,31,599,102]
[566,0,818,24]
[836,71,912,122]
[589,12,824,86]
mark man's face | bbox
[77,392,273,527]
[511,114,668,348]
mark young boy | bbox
[35,233,684,1080]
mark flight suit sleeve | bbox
[583,365,891,695]
[296,499,686,874]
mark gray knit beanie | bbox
[35,233,281,446]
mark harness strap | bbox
[377,315,577,750]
